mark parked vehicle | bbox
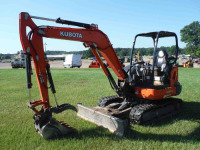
[64,54,82,68]
[181,57,187,60]
[193,58,200,63]
[11,60,25,68]
[89,60,100,68]
[11,50,25,68]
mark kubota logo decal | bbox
[60,31,82,38]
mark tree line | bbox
[0,53,14,60]
[180,21,200,56]
[85,46,185,58]
[0,46,185,60]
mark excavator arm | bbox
[19,12,127,139]
[20,12,127,111]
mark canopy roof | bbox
[136,31,177,38]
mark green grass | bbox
[0,68,200,150]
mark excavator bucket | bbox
[34,118,76,140]
[33,104,77,140]
[77,104,129,136]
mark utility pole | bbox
[44,43,47,52]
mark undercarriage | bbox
[77,95,182,136]
[98,95,182,124]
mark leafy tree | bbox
[86,48,94,58]
[169,45,177,56]
[119,49,129,56]
[139,48,145,56]
[5,55,11,59]
[180,21,200,56]
[114,48,123,56]
[161,46,174,56]
[146,48,154,56]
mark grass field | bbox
[1,68,200,150]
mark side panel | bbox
[135,66,179,100]
[73,55,81,66]
[65,55,73,64]
[170,66,178,87]
[134,87,177,100]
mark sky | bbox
[0,0,199,54]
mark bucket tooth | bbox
[77,104,128,136]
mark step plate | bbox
[77,104,128,136]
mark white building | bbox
[47,55,67,60]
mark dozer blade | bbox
[77,104,128,136]
[34,117,77,140]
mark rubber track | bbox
[98,95,123,107]
[129,98,182,124]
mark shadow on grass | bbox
[124,101,200,142]
[125,126,200,143]
[145,101,200,126]
[55,127,123,141]
[57,101,200,143]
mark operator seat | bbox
[156,50,168,71]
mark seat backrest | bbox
[156,50,168,67]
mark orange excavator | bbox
[19,12,182,139]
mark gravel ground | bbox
[0,59,199,69]
[0,60,93,69]
[49,60,94,68]
[0,62,12,69]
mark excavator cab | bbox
[127,31,179,89]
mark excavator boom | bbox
[20,12,127,113]
[19,12,127,139]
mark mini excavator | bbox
[19,12,182,139]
